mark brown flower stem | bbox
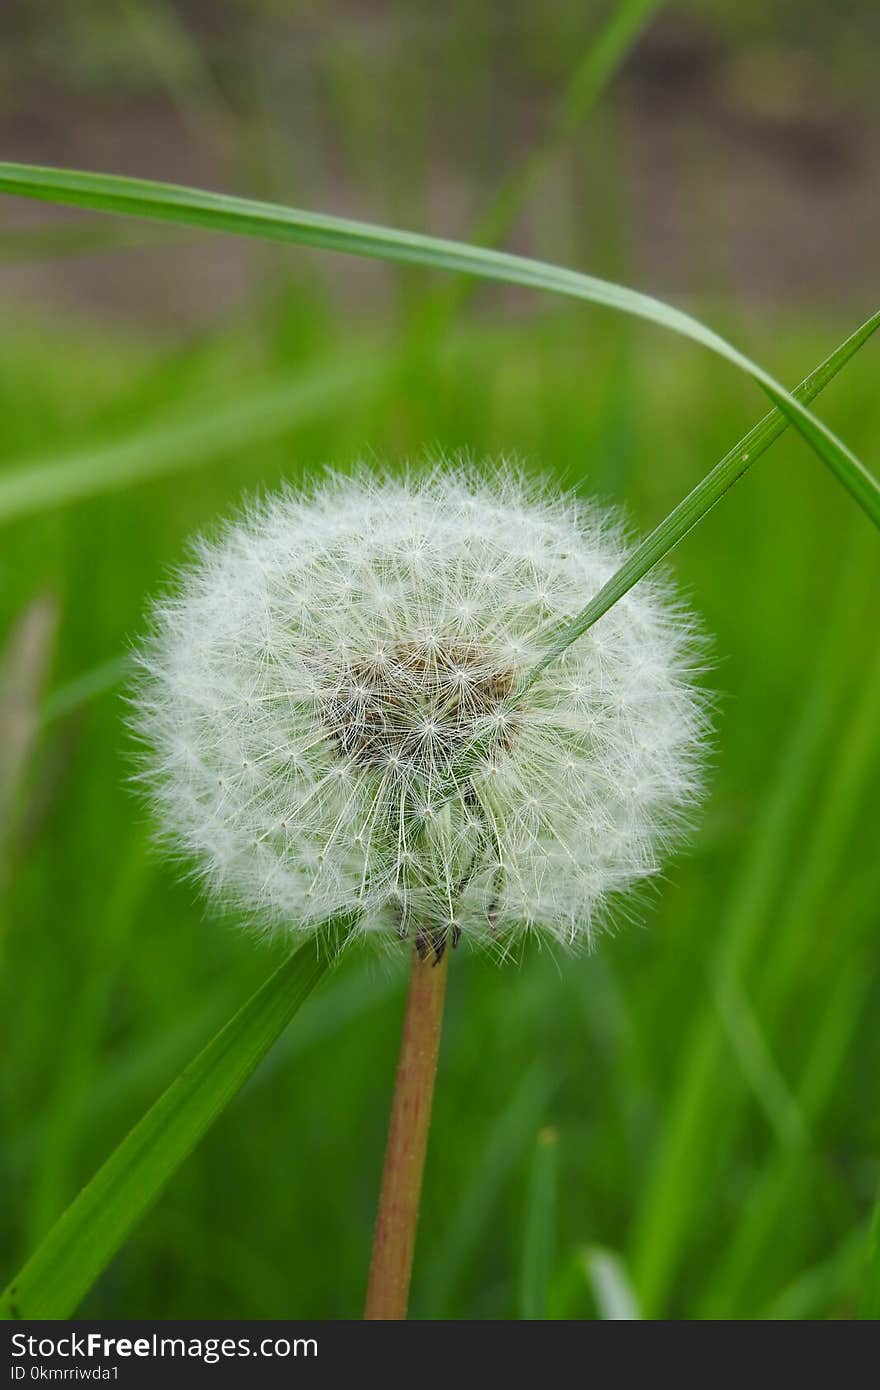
[364,942,450,1320]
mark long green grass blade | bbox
[32,317,880,758]
[0,920,349,1320]
[423,312,880,807]
[523,310,880,686]
[0,161,877,525]
[518,1126,560,1319]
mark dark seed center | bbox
[321,638,515,771]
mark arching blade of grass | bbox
[0,351,380,525]
[429,310,880,804]
[0,162,877,525]
[518,1126,560,1320]
[35,316,878,796]
[523,310,880,685]
[0,919,351,1321]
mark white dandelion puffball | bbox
[135,466,707,954]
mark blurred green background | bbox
[1,1,878,1320]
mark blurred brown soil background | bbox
[0,1,877,330]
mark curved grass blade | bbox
[427,313,879,827]
[0,161,877,525]
[522,310,880,687]
[31,316,880,753]
[0,919,351,1321]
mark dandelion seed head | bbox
[133,464,709,951]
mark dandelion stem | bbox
[364,942,449,1319]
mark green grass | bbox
[519,1127,560,1319]
[2,161,878,526]
[1,919,348,1320]
[1,0,879,1321]
[1,298,877,1319]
